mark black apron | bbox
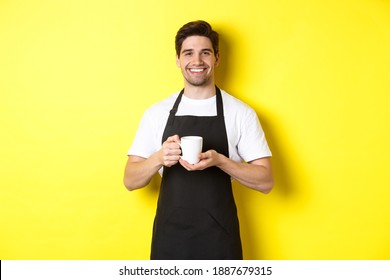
[150,87,243,260]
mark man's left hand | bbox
[179,150,221,171]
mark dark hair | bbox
[175,20,219,57]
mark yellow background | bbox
[1,0,389,259]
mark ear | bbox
[176,55,180,67]
[215,52,220,67]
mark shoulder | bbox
[220,89,256,117]
[143,91,180,117]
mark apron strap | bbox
[167,86,223,125]
[215,86,224,117]
[167,89,184,125]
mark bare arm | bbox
[179,151,273,194]
[123,135,181,191]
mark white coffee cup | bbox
[180,136,203,164]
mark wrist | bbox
[152,150,164,168]
[215,152,227,168]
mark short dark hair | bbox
[175,20,219,57]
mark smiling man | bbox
[177,35,217,90]
[124,20,273,260]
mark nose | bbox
[193,53,202,65]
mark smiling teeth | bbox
[190,69,204,72]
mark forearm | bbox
[124,135,182,191]
[216,154,273,193]
[123,153,163,191]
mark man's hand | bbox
[160,135,181,167]
[179,150,274,193]
[179,149,221,171]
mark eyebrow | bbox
[181,48,213,54]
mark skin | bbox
[124,35,273,193]
[176,35,219,98]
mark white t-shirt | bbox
[128,89,272,167]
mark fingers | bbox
[198,151,210,160]
[163,135,181,152]
[162,147,181,167]
[179,158,199,171]
[161,135,181,167]
[179,150,219,170]
[166,134,180,143]
[179,157,207,171]
[161,141,219,169]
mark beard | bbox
[185,77,209,87]
[183,70,212,87]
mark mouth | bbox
[187,67,207,74]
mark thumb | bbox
[199,151,210,159]
[167,134,180,143]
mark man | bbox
[124,20,273,260]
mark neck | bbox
[183,84,216,100]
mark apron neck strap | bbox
[168,86,223,125]
[169,88,185,116]
[215,86,224,117]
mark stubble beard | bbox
[183,71,212,87]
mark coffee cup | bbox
[180,136,203,164]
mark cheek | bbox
[177,58,187,68]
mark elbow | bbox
[256,178,274,194]
[123,177,144,191]
[123,180,136,191]
[258,166,274,194]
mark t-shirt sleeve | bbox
[127,108,160,158]
[237,107,272,162]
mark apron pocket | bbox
[159,207,229,259]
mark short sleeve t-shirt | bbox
[128,89,272,168]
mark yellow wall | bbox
[1,0,389,259]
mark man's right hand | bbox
[160,135,181,167]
